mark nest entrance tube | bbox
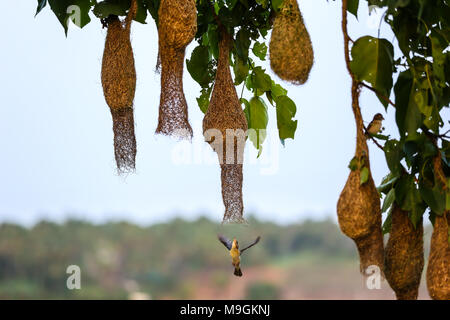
[156,0,197,139]
[157,47,192,138]
[111,107,137,173]
[221,164,244,223]
[101,2,138,174]
[203,31,248,224]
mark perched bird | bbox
[218,234,261,277]
[365,113,385,137]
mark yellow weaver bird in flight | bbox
[218,234,261,277]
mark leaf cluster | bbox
[347,0,450,230]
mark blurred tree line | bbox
[0,216,426,299]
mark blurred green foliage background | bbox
[0,216,432,299]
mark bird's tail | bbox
[234,267,242,277]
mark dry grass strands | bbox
[427,211,450,300]
[269,0,314,85]
[156,0,197,139]
[384,205,424,300]
[101,2,138,174]
[203,31,248,224]
[337,84,384,274]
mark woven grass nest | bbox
[384,204,424,300]
[156,0,197,139]
[203,30,248,224]
[337,85,384,275]
[101,0,138,174]
[269,0,314,85]
[427,211,450,300]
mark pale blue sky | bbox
[0,1,397,226]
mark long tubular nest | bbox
[156,0,197,139]
[203,31,248,224]
[101,2,138,174]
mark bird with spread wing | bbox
[218,234,261,277]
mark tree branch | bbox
[342,0,368,155]
[342,0,354,81]
[360,82,396,108]
[363,126,385,151]
[438,128,450,139]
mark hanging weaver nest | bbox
[337,84,384,275]
[384,204,424,300]
[427,211,450,300]
[269,0,314,85]
[156,0,197,139]
[101,1,137,174]
[203,31,248,224]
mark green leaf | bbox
[196,87,212,114]
[187,46,213,88]
[48,0,92,34]
[403,140,418,164]
[235,29,251,61]
[347,0,359,19]
[271,0,284,11]
[145,0,160,24]
[94,0,148,23]
[377,173,398,194]
[266,91,274,106]
[252,67,272,92]
[382,206,393,234]
[371,133,390,140]
[93,1,128,19]
[256,0,268,8]
[206,24,219,60]
[233,56,249,85]
[244,97,269,151]
[348,156,359,171]
[135,0,148,24]
[252,41,267,60]
[394,70,423,138]
[360,167,369,185]
[420,181,446,216]
[430,30,446,84]
[382,188,395,213]
[395,175,425,228]
[35,0,48,16]
[270,80,287,99]
[384,139,405,175]
[240,97,250,110]
[350,36,394,108]
[275,95,297,142]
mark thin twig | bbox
[423,127,450,140]
[438,129,450,138]
[363,126,385,151]
[360,82,396,107]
